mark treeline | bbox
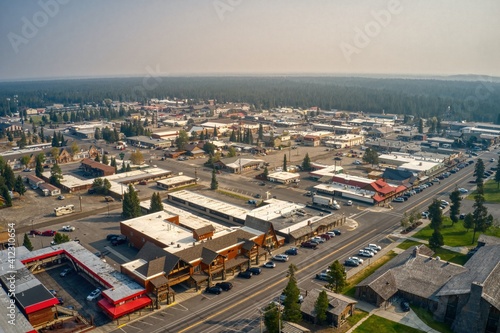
[0,76,499,122]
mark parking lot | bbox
[36,262,110,326]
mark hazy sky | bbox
[1,0,499,80]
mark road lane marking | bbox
[177,228,378,333]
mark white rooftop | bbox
[169,190,250,220]
[268,171,300,181]
[331,173,373,186]
[248,198,305,221]
[157,175,195,186]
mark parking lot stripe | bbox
[104,246,132,262]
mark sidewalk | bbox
[347,300,441,333]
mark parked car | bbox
[247,267,262,275]
[272,254,289,262]
[421,211,430,219]
[86,288,101,301]
[331,229,342,235]
[346,200,353,206]
[237,271,253,279]
[368,244,382,251]
[440,200,449,206]
[344,259,359,267]
[458,188,468,194]
[263,261,276,268]
[42,230,56,236]
[300,241,317,249]
[23,168,32,172]
[139,180,147,185]
[106,234,120,241]
[112,236,127,246]
[316,272,329,281]
[61,225,75,232]
[30,230,42,235]
[349,257,364,265]
[319,234,331,241]
[57,195,65,200]
[57,297,64,304]
[279,293,304,303]
[254,194,261,199]
[393,197,405,203]
[358,249,374,257]
[60,268,72,277]
[364,247,377,254]
[49,289,57,296]
[459,214,465,220]
[310,236,325,243]
[285,248,299,255]
[205,286,222,295]
[215,282,233,291]
[247,200,257,205]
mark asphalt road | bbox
[109,152,490,333]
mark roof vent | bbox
[177,244,181,248]
[171,242,175,245]
[436,256,441,261]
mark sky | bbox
[0,0,499,80]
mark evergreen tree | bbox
[314,290,329,325]
[449,189,462,225]
[49,163,63,186]
[95,154,100,162]
[429,230,444,250]
[35,153,44,177]
[23,233,33,251]
[122,184,141,219]
[213,126,218,137]
[495,158,500,189]
[102,154,109,165]
[110,157,117,168]
[126,163,132,172]
[94,128,102,140]
[53,233,70,244]
[263,166,269,178]
[3,165,15,190]
[258,123,264,141]
[175,130,189,150]
[302,153,311,171]
[418,118,424,134]
[326,260,347,292]
[263,303,281,333]
[283,154,287,171]
[120,162,126,173]
[474,158,485,185]
[14,175,26,196]
[199,131,205,141]
[229,129,236,142]
[463,213,474,232]
[1,185,12,207]
[471,186,491,244]
[428,200,443,230]
[282,264,302,323]
[227,147,236,157]
[149,192,164,213]
[210,169,218,190]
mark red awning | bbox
[24,298,59,314]
[98,296,152,319]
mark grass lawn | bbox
[343,251,398,298]
[353,314,424,333]
[397,240,469,265]
[346,309,369,327]
[411,305,453,333]
[467,180,500,203]
[412,217,500,248]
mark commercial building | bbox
[267,171,300,184]
[126,136,172,149]
[80,158,116,177]
[324,134,364,148]
[156,175,197,191]
[38,182,61,196]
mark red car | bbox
[41,230,56,236]
[29,230,42,235]
[320,234,332,241]
[301,241,318,249]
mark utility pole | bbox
[79,196,82,212]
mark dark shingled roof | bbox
[176,229,254,263]
[438,244,500,310]
[201,248,220,265]
[149,275,169,289]
[135,242,180,275]
[357,245,466,301]
[382,168,414,181]
[194,224,215,235]
[301,289,357,319]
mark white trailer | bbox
[312,195,333,207]
[54,204,75,217]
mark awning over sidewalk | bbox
[98,296,151,320]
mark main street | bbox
[110,152,488,333]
